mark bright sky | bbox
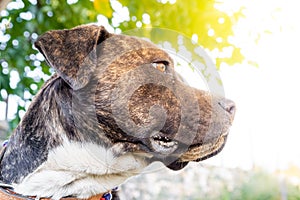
[202,0,300,171]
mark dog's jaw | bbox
[13,139,149,199]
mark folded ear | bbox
[35,25,111,89]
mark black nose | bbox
[218,99,236,116]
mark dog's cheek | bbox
[128,83,181,136]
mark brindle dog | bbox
[0,25,235,200]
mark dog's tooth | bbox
[153,135,160,140]
[169,141,176,147]
[152,134,178,149]
[161,140,175,148]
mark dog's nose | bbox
[218,98,236,116]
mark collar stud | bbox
[101,191,112,200]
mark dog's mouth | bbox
[150,133,179,155]
[165,135,227,170]
[180,134,227,162]
[147,131,228,171]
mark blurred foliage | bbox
[120,164,300,199]
[229,170,282,200]
[218,169,300,200]
[0,0,244,131]
[118,0,244,66]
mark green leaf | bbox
[94,0,113,18]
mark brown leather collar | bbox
[0,186,107,200]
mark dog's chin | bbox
[166,160,189,171]
[152,134,228,171]
[180,135,228,163]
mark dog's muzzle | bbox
[151,97,236,170]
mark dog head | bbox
[35,24,235,171]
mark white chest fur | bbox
[13,141,149,200]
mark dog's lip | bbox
[155,133,227,171]
[179,134,228,162]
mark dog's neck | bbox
[0,76,69,184]
[0,76,149,199]
[13,139,148,200]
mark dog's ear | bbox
[35,25,111,89]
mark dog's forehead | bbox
[107,34,158,49]
[98,34,173,63]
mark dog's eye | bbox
[152,62,167,73]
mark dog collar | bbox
[0,186,116,200]
[100,187,118,200]
[0,182,118,200]
[100,191,112,200]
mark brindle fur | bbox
[0,25,235,199]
